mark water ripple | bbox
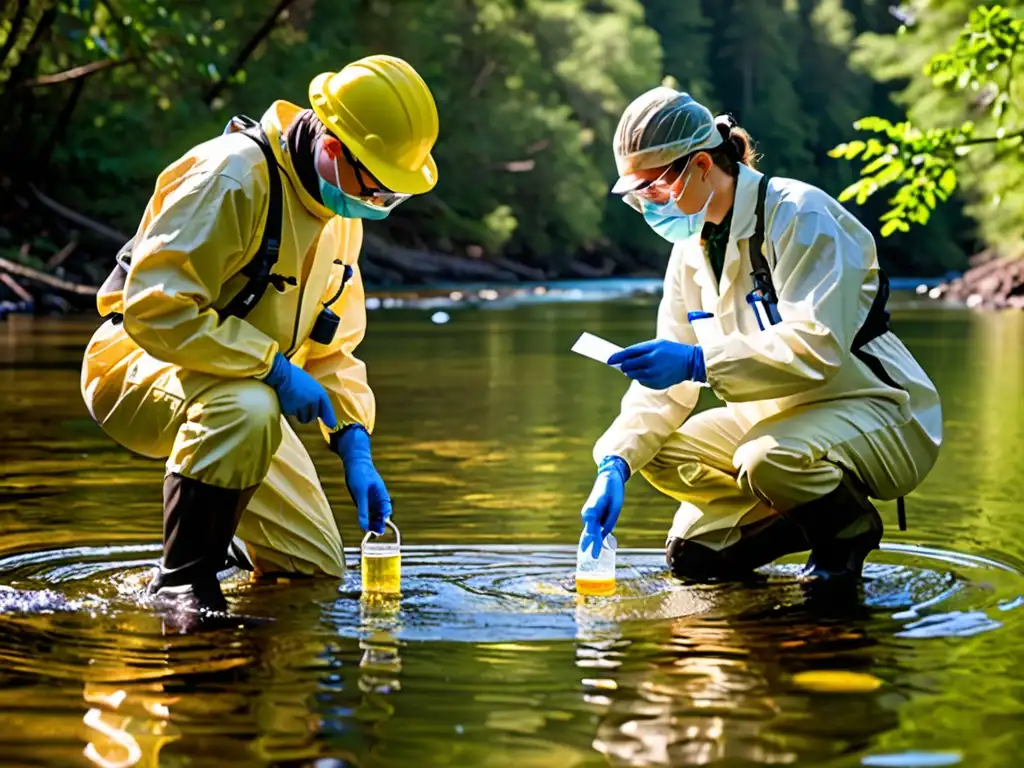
[0,542,1018,646]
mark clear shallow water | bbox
[0,296,1023,767]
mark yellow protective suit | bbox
[594,164,942,544]
[81,101,374,577]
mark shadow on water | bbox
[1,298,1024,766]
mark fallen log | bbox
[0,256,97,295]
[489,256,547,282]
[568,257,616,279]
[47,239,78,269]
[0,274,34,302]
[933,253,1024,309]
[29,186,128,244]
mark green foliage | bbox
[836,3,1024,241]
[0,1,54,86]
[830,116,965,234]
[0,0,987,279]
[926,4,1022,108]
[640,0,712,102]
[704,0,815,176]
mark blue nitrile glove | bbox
[334,424,393,534]
[263,353,338,427]
[608,340,706,390]
[580,456,630,559]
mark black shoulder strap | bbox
[851,268,901,392]
[748,175,777,303]
[852,269,892,351]
[219,116,284,320]
[746,174,907,531]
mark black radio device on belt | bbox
[100,114,350,346]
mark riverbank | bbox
[0,185,982,317]
[0,274,951,321]
[0,222,959,319]
[922,250,1024,310]
[0,211,647,319]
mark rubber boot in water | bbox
[800,478,883,580]
[146,474,258,613]
[665,476,882,583]
[666,513,811,583]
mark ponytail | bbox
[711,115,759,175]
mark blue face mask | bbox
[642,198,706,243]
[318,157,393,221]
[639,162,714,243]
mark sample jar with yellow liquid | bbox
[361,520,402,595]
[576,531,616,596]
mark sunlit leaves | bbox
[926,4,1022,97]
[828,140,866,160]
[832,4,1023,236]
[55,0,236,86]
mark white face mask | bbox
[639,160,714,243]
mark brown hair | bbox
[713,121,759,174]
[670,117,759,176]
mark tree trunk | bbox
[0,0,30,78]
[37,77,85,168]
[1,2,57,184]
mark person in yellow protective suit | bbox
[80,55,439,609]
[579,87,941,582]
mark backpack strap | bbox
[748,174,894,358]
[852,269,893,351]
[103,116,285,324]
[219,116,284,320]
[748,175,777,304]
[747,174,907,531]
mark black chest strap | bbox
[103,116,286,325]
[218,118,285,320]
[748,175,907,531]
[749,175,893,356]
[748,175,776,304]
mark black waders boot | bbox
[666,476,882,583]
[146,474,258,612]
[800,478,883,580]
[666,512,811,583]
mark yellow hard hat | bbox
[309,55,439,195]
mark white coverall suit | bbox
[594,164,942,552]
[81,102,374,578]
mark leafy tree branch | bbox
[834,4,1024,237]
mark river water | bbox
[0,292,1022,767]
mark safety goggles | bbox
[614,161,692,213]
[342,145,413,211]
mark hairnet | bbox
[612,87,725,182]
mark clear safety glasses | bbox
[342,145,413,211]
[616,162,691,213]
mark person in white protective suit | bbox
[578,88,942,581]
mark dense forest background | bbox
[0,0,1009,298]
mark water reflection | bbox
[83,683,179,768]
[590,587,901,766]
[358,597,404,700]
[2,301,1024,766]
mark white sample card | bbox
[571,332,623,368]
